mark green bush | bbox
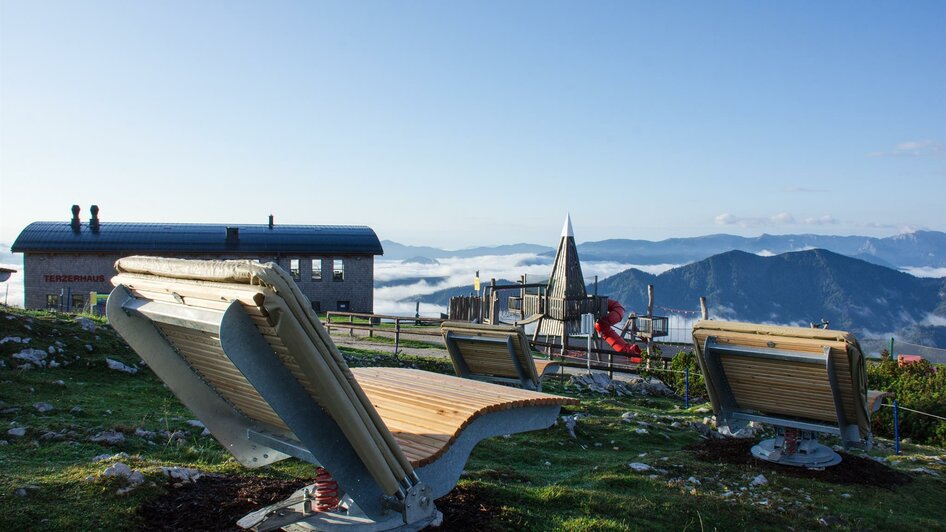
[868,353,946,448]
[645,349,708,401]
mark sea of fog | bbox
[373,253,678,317]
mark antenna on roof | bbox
[70,205,81,232]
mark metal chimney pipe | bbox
[268,214,274,229]
[70,205,81,232]
[89,205,100,232]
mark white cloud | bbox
[714,212,837,228]
[868,140,946,158]
[373,254,680,316]
[921,313,946,327]
[900,266,946,278]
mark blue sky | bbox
[1,1,944,249]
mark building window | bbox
[311,259,322,281]
[333,259,345,282]
[336,300,350,311]
[46,294,59,310]
[71,294,85,312]
[290,258,300,280]
[311,301,321,313]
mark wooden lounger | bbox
[692,320,883,468]
[441,321,561,391]
[107,257,577,531]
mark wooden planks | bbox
[352,367,577,466]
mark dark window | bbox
[71,294,85,311]
[46,294,59,309]
[311,300,321,313]
[333,259,345,282]
[290,258,300,280]
[336,300,350,312]
[311,259,322,281]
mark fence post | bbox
[893,399,900,455]
[685,366,690,409]
[394,320,400,356]
[349,314,354,336]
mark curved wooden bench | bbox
[107,257,576,531]
[441,321,561,391]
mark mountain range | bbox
[382,230,946,269]
[594,248,946,346]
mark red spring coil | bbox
[783,428,799,455]
[314,467,340,512]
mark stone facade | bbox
[22,252,374,314]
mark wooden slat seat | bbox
[353,367,577,466]
[441,321,561,390]
[107,256,576,530]
[692,320,881,450]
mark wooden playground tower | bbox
[450,214,670,359]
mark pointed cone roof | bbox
[547,213,587,299]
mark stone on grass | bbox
[186,419,205,428]
[7,427,27,438]
[750,474,768,487]
[92,452,129,462]
[687,476,701,485]
[89,431,125,446]
[134,428,156,439]
[161,466,202,483]
[105,358,138,374]
[52,379,65,386]
[14,488,28,497]
[76,317,97,333]
[84,344,94,353]
[33,402,54,413]
[12,348,47,366]
[628,462,651,472]
[1,336,30,345]
[818,516,844,527]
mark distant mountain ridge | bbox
[381,231,946,269]
[594,249,946,344]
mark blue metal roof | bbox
[11,222,384,255]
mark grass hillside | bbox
[1,306,944,531]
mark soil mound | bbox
[685,437,911,488]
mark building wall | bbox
[22,252,375,313]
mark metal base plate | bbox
[751,438,842,468]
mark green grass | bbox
[1,306,944,530]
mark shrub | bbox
[868,356,946,448]
[650,349,708,401]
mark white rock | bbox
[76,318,97,333]
[186,419,205,428]
[103,462,145,486]
[635,428,649,435]
[161,466,202,483]
[84,344,94,353]
[750,474,768,487]
[7,427,27,438]
[687,476,701,485]
[47,346,56,354]
[12,348,47,366]
[33,402,54,413]
[841,493,852,498]
[105,358,138,375]
[628,462,651,472]
[0,336,29,344]
[14,488,27,497]
[134,428,156,439]
[89,431,125,446]
[52,380,65,386]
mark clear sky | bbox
[1,1,944,249]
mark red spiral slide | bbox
[594,299,643,363]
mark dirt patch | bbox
[138,475,504,531]
[137,474,303,531]
[685,437,911,488]
[431,484,505,531]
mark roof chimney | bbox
[89,205,100,232]
[70,205,81,232]
[268,214,274,229]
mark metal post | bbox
[394,320,400,355]
[349,314,354,336]
[889,337,895,359]
[685,366,690,408]
[893,399,900,455]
